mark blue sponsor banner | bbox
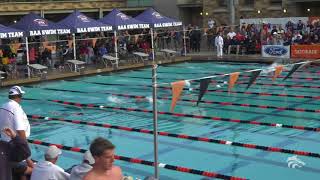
[262,45,290,58]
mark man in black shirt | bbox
[0,127,31,180]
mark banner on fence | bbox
[291,45,320,59]
[262,45,290,58]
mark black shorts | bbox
[11,161,28,177]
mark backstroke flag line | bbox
[171,80,186,112]
[272,65,283,81]
[197,78,211,105]
[283,63,304,81]
[246,70,262,89]
[228,72,240,93]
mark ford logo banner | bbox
[264,46,288,56]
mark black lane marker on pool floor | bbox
[28,139,247,180]
[25,87,320,114]
[24,98,320,133]
[28,115,320,159]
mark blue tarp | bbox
[11,12,70,36]
[135,8,182,28]
[100,9,149,30]
[57,10,113,33]
[0,24,24,38]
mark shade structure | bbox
[57,10,112,33]
[11,12,70,36]
[100,9,149,30]
[135,8,182,28]
[0,24,24,38]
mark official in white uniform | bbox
[0,85,30,141]
[215,32,224,57]
[31,145,70,180]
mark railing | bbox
[126,0,152,7]
[176,0,202,5]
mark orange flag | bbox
[68,40,73,48]
[171,80,186,112]
[92,38,97,48]
[272,65,283,81]
[228,72,240,92]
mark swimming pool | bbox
[1,61,319,179]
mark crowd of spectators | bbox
[1,19,320,78]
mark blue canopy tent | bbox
[135,8,183,61]
[100,8,149,59]
[11,12,70,36]
[11,12,70,77]
[0,24,24,39]
[135,8,182,29]
[57,10,113,60]
[135,8,182,179]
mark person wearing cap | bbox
[0,85,34,179]
[0,86,30,141]
[0,127,31,180]
[30,145,70,180]
[83,137,123,180]
[70,151,95,180]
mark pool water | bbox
[0,61,320,180]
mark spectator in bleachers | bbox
[83,137,122,180]
[70,151,95,180]
[228,36,240,54]
[30,145,70,180]
[311,34,319,44]
[297,20,305,31]
[227,28,236,39]
[271,26,278,35]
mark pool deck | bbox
[0,52,318,87]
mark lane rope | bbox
[28,139,247,180]
[116,75,320,90]
[144,71,320,81]
[28,115,320,159]
[29,87,320,113]
[64,80,320,100]
[24,98,320,132]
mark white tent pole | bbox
[183,26,187,56]
[25,37,30,78]
[114,30,118,59]
[72,33,76,60]
[151,28,155,63]
[152,63,159,180]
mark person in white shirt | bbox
[208,19,215,29]
[70,151,95,180]
[0,86,30,142]
[215,32,224,57]
[0,86,33,179]
[31,145,70,180]
[227,28,236,39]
